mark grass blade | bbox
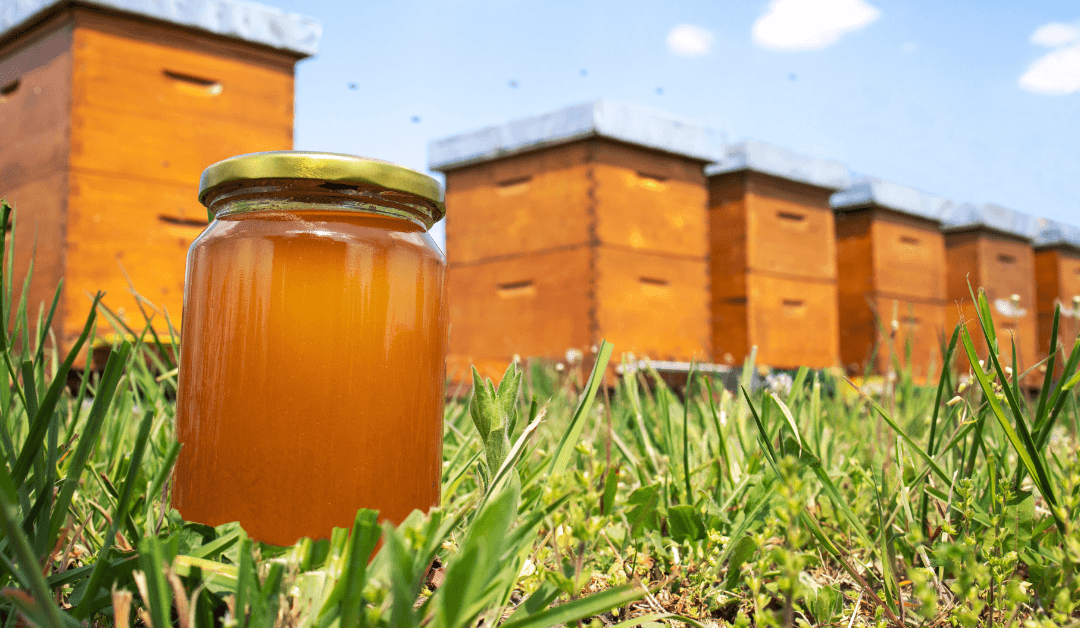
[499,583,645,628]
[549,340,614,476]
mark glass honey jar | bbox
[173,152,447,546]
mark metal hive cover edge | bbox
[0,0,321,56]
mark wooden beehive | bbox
[0,0,317,363]
[942,203,1037,374]
[707,141,848,370]
[1030,220,1080,375]
[832,179,950,381]
[430,101,722,381]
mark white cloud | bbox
[752,0,880,51]
[667,24,714,57]
[1020,44,1080,94]
[1020,20,1080,95]
[1031,22,1080,48]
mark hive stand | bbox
[1030,219,1080,376]
[942,203,1037,375]
[831,179,951,382]
[429,101,724,381]
[0,0,318,363]
[706,142,849,370]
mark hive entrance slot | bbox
[724,296,747,305]
[0,79,19,97]
[158,214,209,227]
[496,176,531,196]
[497,279,536,298]
[777,211,805,222]
[164,70,222,96]
[900,235,920,245]
[997,253,1017,264]
[639,276,669,287]
[497,176,531,187]
[782,299,804,307]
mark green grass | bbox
[0,197,1079,628]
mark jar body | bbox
[173,207,446,546]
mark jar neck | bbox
[202,178,439,230]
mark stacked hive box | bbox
[0,0,318,360]
[1030,219,1080,374]
[831,179,951,381]
[942,203,1037,372]
[429,101,723,380]
[706,141,848,369]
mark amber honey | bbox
[174,153,447,546]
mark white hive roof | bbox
[0,0,320,56]
[831,177,953,223]
[428,100,726,171]
[705,140,850,191]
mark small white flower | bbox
[519,558,536,577]
[555,363,565,372]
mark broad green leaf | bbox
[667,504,706,543]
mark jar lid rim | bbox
[199,151,445,221]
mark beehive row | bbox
[430,102,1080,382]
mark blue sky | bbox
[266,0,1080,246]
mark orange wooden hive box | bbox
[0,0,318,364]
[429,101,724,381]
[1029,219,1080,375]
[831,178,951,381]
[706,141,849,370]
[941,203,1038,374]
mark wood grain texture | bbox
[1,173,70,348]
[945,229,1037,375]
[708,172,749,299]
[744,174,836,281]
[835,207,947,380]
[835,209,874,373]
[867,296,947,382]
[71,12,295,127]
[594,246,710,362]
[870,210,946,301]
[1034,248,1080,375]
[0,20,73,355]
[443,142,593,265]
[447,247,593,381]
[69,105,291,187]
[591,140,709,259]
[64,172,202,344]
[747,272,839,369]
[708,170,838,368]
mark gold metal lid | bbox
[199,151,445,225]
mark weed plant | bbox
[0,198,1079,627]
